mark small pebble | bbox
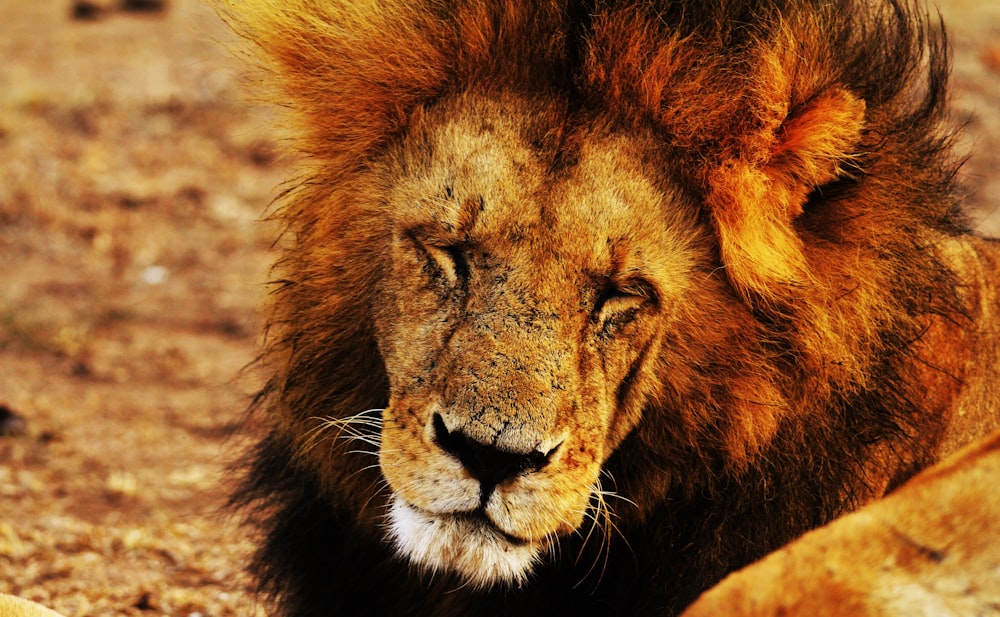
[0,404,27,437]
[141,265,169,285]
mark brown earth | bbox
[0,1,997,616]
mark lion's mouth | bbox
[385,495,543,587]
[451,509,529,546]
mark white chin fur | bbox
[386,495,541,587]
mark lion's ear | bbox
[708,89,866,301]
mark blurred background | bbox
[0,0,997,615]
[0,0,279,614]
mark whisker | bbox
[598,468,639,510]
[571,474,634,590]
[298,408,385,457]
[595,471,637,572]
[343,461,384,485]
[598,491,638,509]
[360,476,394,515]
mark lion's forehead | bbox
[387,94,704,290]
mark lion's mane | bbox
[224,1,995,615]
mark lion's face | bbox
[371,95,710,586]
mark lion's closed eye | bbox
[409,233,470,289]
[594,279,657,333]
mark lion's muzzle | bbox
[431,412,558,505]
[379,396,598,587]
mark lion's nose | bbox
[432,413,555,498]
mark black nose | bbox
[432,413,555,496]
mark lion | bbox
[221,0,1000,615]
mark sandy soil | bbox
[0,1,279,614]
[0,1,997,616]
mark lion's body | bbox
[679,429,1000,617]
[224,1,1000,615]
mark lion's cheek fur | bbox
[490,467,596,538]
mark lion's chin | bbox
[386,495,542,588]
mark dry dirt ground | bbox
[0,1,998,616]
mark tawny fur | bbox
[680,429,1000,617]
[221,1,1000,615]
